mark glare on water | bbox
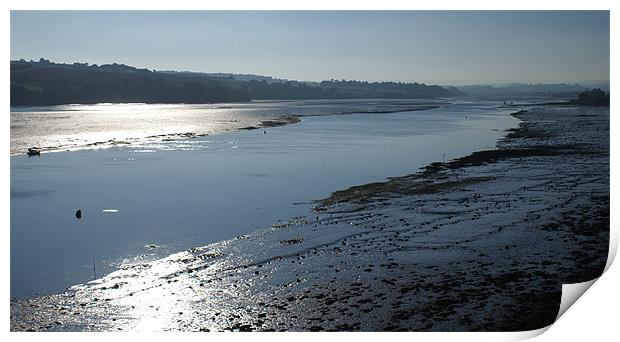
[10,103,273,155]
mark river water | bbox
[10,99,519,298]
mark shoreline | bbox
[10,105,609,331]
[9,114,302,157]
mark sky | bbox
[10,11,610,85]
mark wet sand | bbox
[239,115,301,130]
[10,105,609,331]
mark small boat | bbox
[27,148,41,157]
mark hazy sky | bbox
[11,11,610,85]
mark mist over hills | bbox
[455,82,609,98]
[11,59,464,106]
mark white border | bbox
[2,1,617,341]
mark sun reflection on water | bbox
[10,102,274,155]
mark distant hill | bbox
[316,80,464,99]
[575,80,610,92]
[11,59,463,106]
[204,72,287,84]
[11,59,251,106]
[457,83,589,98]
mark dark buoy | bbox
[27,148,41,157]
[75,209,82,219]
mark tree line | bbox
[11,59,463,106]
